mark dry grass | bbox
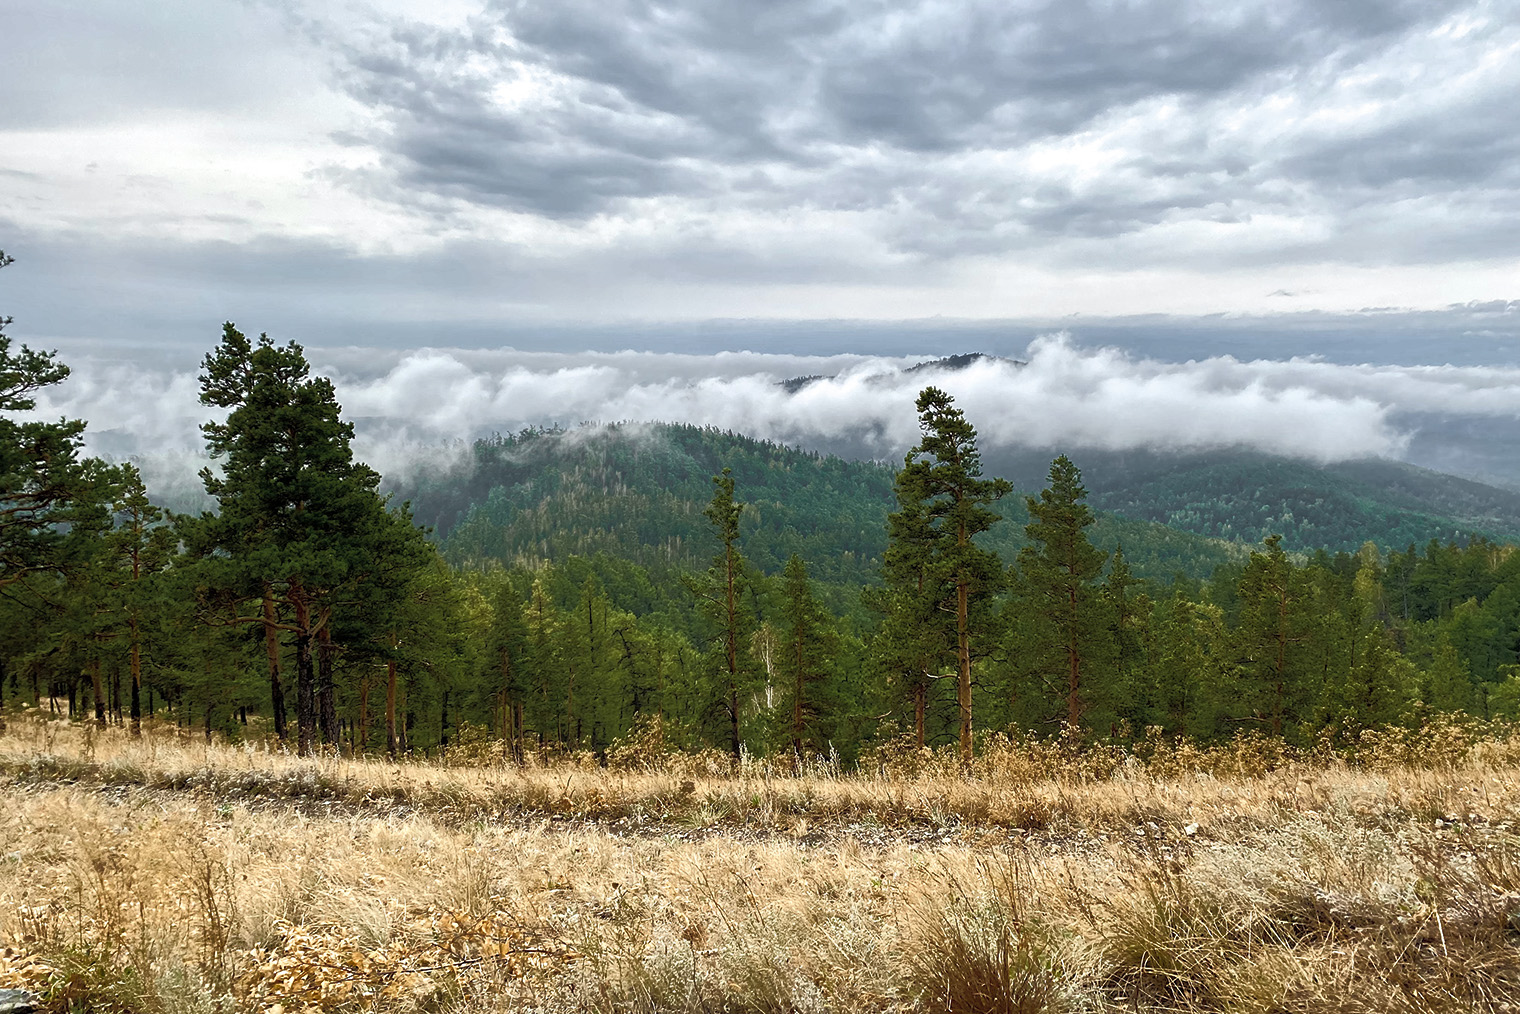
[0,713,1518,1012]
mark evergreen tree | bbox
[0,251,119,595]
[874,454,950,747]
[104,465,175,735]
[778,554,836,757]
[1145,592,1233,737]
[1020,455,1111,734]
[1233,535,1315,738]
[194,323,427,755]
[1104,545,1151,735]
[1425,637,1475,714]
[895,387,1010,761]
[688,469,757,756]
[1321,626,1415,735]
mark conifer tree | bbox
[1425,637,1475,714]
[1146,591,1232,737]
[890,388,1010,761]
[105,465,175,735]
[1104,545,1150,734]
[195,323,427,755]
[0,251,118,595]
[1233,534,1314,738]
[689,468,757,756]
[778,554,835,757]
[875,457,949,747]
[1020,455,1111,734]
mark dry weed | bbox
[0,716,1517,1012]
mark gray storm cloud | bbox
[31,335,1520,502]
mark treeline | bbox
[1,280,1517,761]
[407,422,1245,599]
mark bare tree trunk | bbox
[291,581,315,757]
[357,674,370,755]
[914,684,926,749]
[90,656,107,728]
[262,586,286,741]
[957,579,972,763]
[317,620,338,746]
[386,658,398,758]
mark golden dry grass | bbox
[1,713,1518,1013]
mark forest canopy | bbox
[3,307,1519,761]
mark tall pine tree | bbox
[892,388,1010,761]
[1020,455,1112,734]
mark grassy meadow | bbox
[1,714,1518,1013]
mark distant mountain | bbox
[777,350,1024,393]
[974,446,1520,553]
[902,351,1024,373]
[389,421,1520,610]
[391,423,1242,608]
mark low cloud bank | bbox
[30,334,1520,501]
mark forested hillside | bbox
[979,446,1520,551]
[3,289,1519,768]
[395,422,1241,601]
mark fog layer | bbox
[36,334,1520,502]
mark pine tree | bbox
[875,456,950,747]
[1146,591,1232,737]
[105,465,175,735]
[1233,535,1314,738]
[778,554,836,757]
[0,251,119,596]
[1425,637,1475,714]
[891,388,1010,761]
[1104,545,1151,735]
[1020,455,1111,734]
[194,323,426,755]
[688,468,757,756]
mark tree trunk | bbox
[129,614,142,737]
[90,657,107,728]
[291,582,315,757]
[262,587,287,741]
[386,658,398,758]
[357,674,370,755]
[957,579,972,762]
[317,620,338,746]
[914,683,926,749]
[513,700,525,763]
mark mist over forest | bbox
[21,326,1520,518]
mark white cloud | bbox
[32,334,1520,503]
[4,0,1519,330]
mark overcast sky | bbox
[7,0,1520,490]
[4,0,1519,352]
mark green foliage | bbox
[1017,456,1115,732]
[0,252,120,592]
[885,387,1011,759]
[13,303,1520,765]
[1080,451,1520,552]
